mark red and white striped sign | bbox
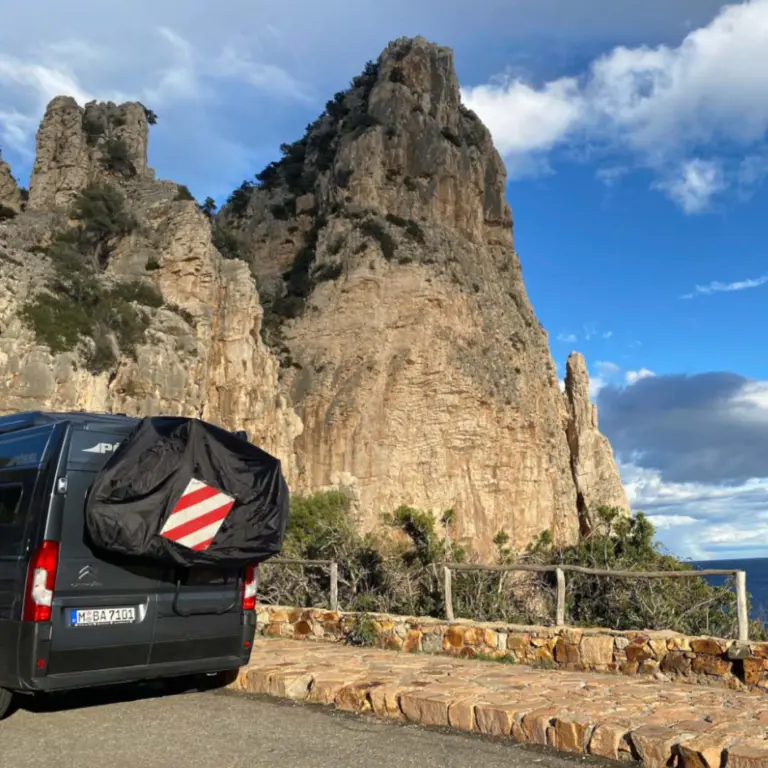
[160,477,235,551]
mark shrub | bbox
[200,197,217,218]
[389,66,407,85]
[142,105,158,125]
[254,495,761,639]
[0,204,16,221]
[70,183,136,269]
[175,184,195,202]
[360,218,396,260]
[20,186,157,370]
[270,199,296,220]
[212,224,241,260]
[145,258,161,271]
[226,181,254,217]
[102,138,136,177]
[385,213,408,228]
[405,219,426,243]
[82,113,105,145]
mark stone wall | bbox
[256,605,768,692]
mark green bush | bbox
[102,138,136,176]
[175,184,195,202]
[70,182,135,268]
[212,224,241,260]
[360,218,396,260]
[20,186,157,371]
[200,197,217,218]
[226,182,254,217]
[255,494,763,640]
[0,204,16,221]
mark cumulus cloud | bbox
[462,0,768,210]
[680,274,768,299]
[652,158,726,213]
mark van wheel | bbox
[0,688,13,720]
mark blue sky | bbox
[2,0,768,561]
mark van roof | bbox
[0,411,140,437]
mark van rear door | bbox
[45,427,163,679]
[151,565,244,666]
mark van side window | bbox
[0,485,23,525]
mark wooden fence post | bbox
[555,567,566,626]
[444,566,455,621]
[329,562,339,612]
[736,570,749,645]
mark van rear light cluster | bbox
[241,564,258,611]
[23,541,60,622]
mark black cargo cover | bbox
[85,416,289,568]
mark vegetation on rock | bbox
[20,183,162,372]
[0,204,16,221]
[259,492,762,639]
[211,223,241,260]
[102,137,136,177]
[175,184,195,202]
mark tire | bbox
[0,688,13,721]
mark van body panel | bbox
[0,412,258,696]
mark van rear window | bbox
[0,426,53,470]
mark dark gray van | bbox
[0,411,258,718]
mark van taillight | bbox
[23,541,60,622]
[241,564,258,611]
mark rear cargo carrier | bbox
[85,416,289,568]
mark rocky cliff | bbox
[219,36,628,554]
[0,151,23,214]
[0,97,300,478]
[0,36,627,559]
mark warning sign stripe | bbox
[161,478,235,551]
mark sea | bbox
[695,558,768,623]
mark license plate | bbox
[71,607,136,627]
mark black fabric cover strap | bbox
[84,416,289,568]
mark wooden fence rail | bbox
[260,558,339,612]
[443,563,750,644]
[259,558,750,644]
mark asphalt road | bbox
[1,684,618,768]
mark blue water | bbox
[695,558,768,623]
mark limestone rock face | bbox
[221,36,628,556]
[28,97,151,211]
[563,352,630,535]
[0,97,300,478]
[0,152,22,213]
[0,36,628,560]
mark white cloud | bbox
[0,52,93,107]
[460,75,584,176]
[556,331,578,343]
[680,274,768,299]
[462,0,768,210]
[596,166,628,187]
[646,514,698,529]
[653,158,726,213]
[214,47,313,103]
[589,360,621,398]
[619,460,768,559]
[625,368,655,385]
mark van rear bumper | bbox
[11,611,256,694]
[18,653,247,693]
